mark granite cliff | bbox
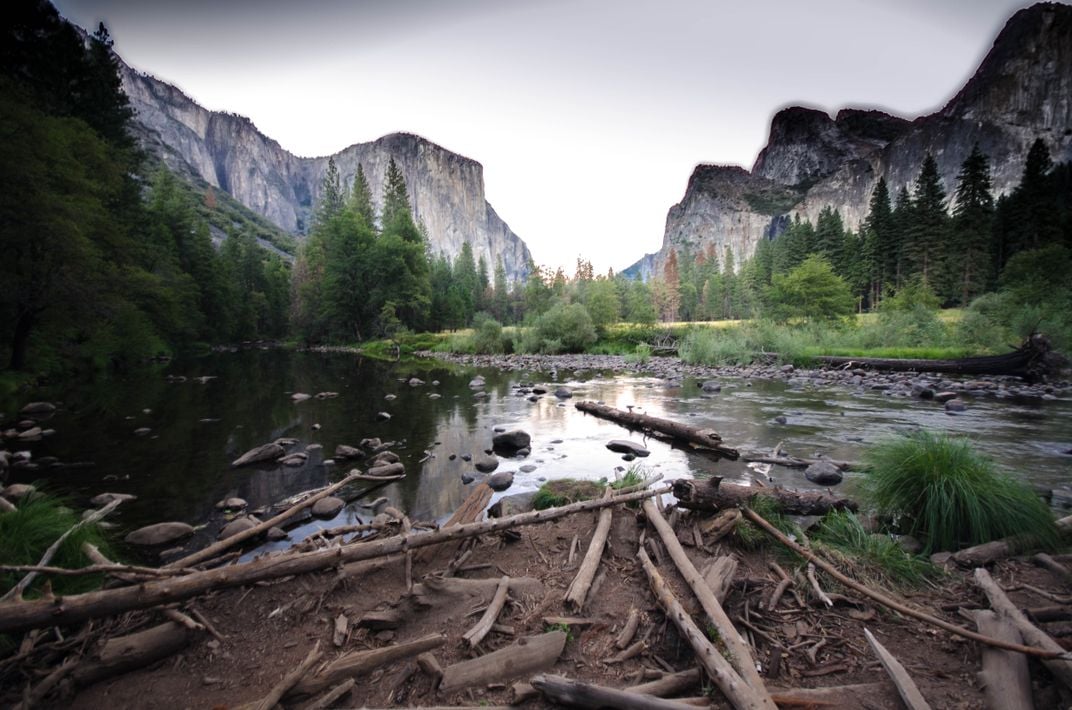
[119,63,532,281]
[630,2,1072,280]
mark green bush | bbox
[861,432,1059,553]
[532,479,603,509]
[0,493,115,597]
[519,303,597,354]
[766,255,855,323]
[472,314,509,354]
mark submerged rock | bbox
[125,522,195,547]
[944,398,967,413]
[214,497,247,510]
[291,392,312,402]
[553,387,573,399]
[91,492,137,507]
[474,454,499,473]
[700,380,722,393]
[334,445,364,460]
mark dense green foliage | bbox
[0,2,289,374]
[0,493,114,597]
[861,432,1060,553]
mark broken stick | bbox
[462,575,510,648]
[565,488,613,610]
[864,629,932,710]
[532,674,699,709]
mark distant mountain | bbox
[117,62,533,281]
[628,2,1072,280]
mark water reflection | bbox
[3,350,1070,546]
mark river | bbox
[2,349,1070,552]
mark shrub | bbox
[520,303,597,354]
[472,314,508,354]
[766,255,855,323]
[860,432,1059,553]
[532,479,603,509]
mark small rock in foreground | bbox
[606,440,650,457]
[804,461,843,486]
[311,496,345,518]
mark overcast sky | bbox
[55,0,1035,273]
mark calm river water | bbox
[3,349,1070,551]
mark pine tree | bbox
[905,154,949,287]
[863,177,894,304]
[814,206,845,272]
[951,144,994,305]
[890,186,912,287]
[381,157,412,233]
[662,250,681,321]
[349,163,375,228]
[316,157,344,225]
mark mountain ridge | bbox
[629,1,1072,280]
[117,60,533,281]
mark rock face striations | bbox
[631,2,1072,280]
[119,63,532,281]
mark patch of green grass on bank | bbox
[799,345,984,360]
[360,332,447,359]
[0,492,115,598]
[812,511,937,588]
[532,479,604,509]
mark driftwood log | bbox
[864,629,932,710]
[637,547,777,710]
[740,451,854,470]
[287,633,445,700]
[674,478,858,515]
[970,610,1033,710]
[462,576,510,648]
[0,485,669,634]
[741,506,1068,660]
[701,556,738,605]
[564,489,613,610]
[574,401,739,459]
[415,483,493,564]
[439,631,566,694]
[974,567,1072,688]
[814,333,1062,381]
[948,515,1072,567]
[69,621,190,687]
[626,668,701,697]
[532,674,699,709]
[642,499,771,702]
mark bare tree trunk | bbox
[674,478,857,515]
[575,401,739,459]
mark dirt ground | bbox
[10,499,1059,710]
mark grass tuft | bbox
[0,492,115,598]
[861,431,1059,554]
[532,479,603,510]
[812,510,937,588]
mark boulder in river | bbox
[370,450,400,466]
[492,430,531,454]
[125,521,195,547]
[20,402,56,416]
[474,454,499,473]
[133,427,152,436]
[17,427,42,441]
[486,470,515,492]
[214,497,247,510]
[804,461,843,486]
[944,398,967,413]
[700,380,722,393]
[606,440,650,457]
[468,376,486,389]
[376,411,392,421]
[311,496,344,518]
[2,483,36,500]
[334,445,364,460]
[218,516,260,540]
[368,462,404,478]
[231,443,285,468]
[278,453,307,467]
[408,377,425,387]
[553,387,573,399]
[488,491,536,517]
[267,526,288,541]
[291,392,312,403]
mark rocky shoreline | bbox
[422,351,1072,403]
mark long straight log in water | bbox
[575,401,739,459]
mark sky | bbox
[55,0,1036,274]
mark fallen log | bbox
[740,451,854,470]
[701,556,738,605]
[71,621,190,687]
[948,515,1072,567]
[295,678,355,710]
[974,567,1072,687]
[637,547,777,710]
[438,631,566,694]
[643,500,770,701]
[532,674,699,709]
[287,633,445,700]
[616,608,641,650]
[674,478,858,516]
[971,610,1033,710]
[565,489,613,611]
[864,628,932,710]
[462,575,510,648]
[699,508,741,543]
[767,682,897,706]
[575,401,739,459]
[0,486,668,635]
[166,469,366,569]
[626,668,701,697]
[741,506,1068,660]
[814,333,1061,380]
